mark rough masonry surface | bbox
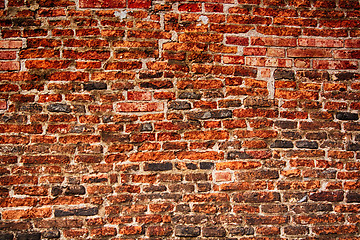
[0,0,360,239]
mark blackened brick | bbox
[346,192,360,203]
[336,112,359,120]
[42,230,60,238]
[200,162,214,169]
[64,185,86,195]
[168,101,191,110]
[274,69,295,80]
[54,207,98,217]
[175,226,200,237]
[144,162,173,171]
[203,226,226,237]
[0,233,13,240]
[83,82,107,91]
[16,233,41,240]
[296,141,318,149]
[275,120,297,129]
[228,227,254,236]
[211,110,232,119]
[47,103,71,113]
[347,142,360,151]
[309,191,344,202]
[271,140,294,148]
[179,92,202,100]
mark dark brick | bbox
[179,92,202,100]
[275,120,297,129]
[274,69,295,80]
[139,72,163,79]
[139,80,173,89]
[297,70,330,82]
[296,141,318,149]
[203,90,224,99]
[228,226,254,236]
[175,226,201,237]
[168,101,191,110]
[185,163,197,170]
[47,103,71,113]
[203,226,226,237]
[54,207,98,217]
[200,162,214,169]
[234,192,280,203]
[284,226,309,235]
[306,132,327,140]
[64,185,86,195]
[19,104,43,113]
[16,233,41,240]
[197,183,211,192]
[42,230,60,239]
[0,233,13,240]
[0,222,31,231]
[261,204,288,213]
[144,162,173,171]
[347,142,360,151]
[334,72,357,81]
[336,112,359,120]
[346,192,360,203]
[211,110,232,119]
[51,186,62,196]
[309,191,344,202]
[271,140,294,148]
[83,82,107,91]
[291,203,333,213]
[219,100,242,108]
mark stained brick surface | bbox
[0,0,360,239]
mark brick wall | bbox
[1,0,360,239]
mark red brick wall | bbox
[1,0,360,239]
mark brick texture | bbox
[0,0,360,239]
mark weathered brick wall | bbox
[1,0,360,239]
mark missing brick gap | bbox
[197,16,208,26]
[114,10,127,21]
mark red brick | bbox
[298,38,343,48]
[0,40,22,48]
[0,51,16,59]
[179,3,202,12]
[0,61,20,70]
[2,207,52,219]
[80,0,126,8]
[25,60,71,69]
[116,102,163,112]
[313,60,358,69]
[288,48,332,58]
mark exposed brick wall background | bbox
[1,0,360,239]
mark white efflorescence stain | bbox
[197,16,209,26]
[114,10,127,21]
